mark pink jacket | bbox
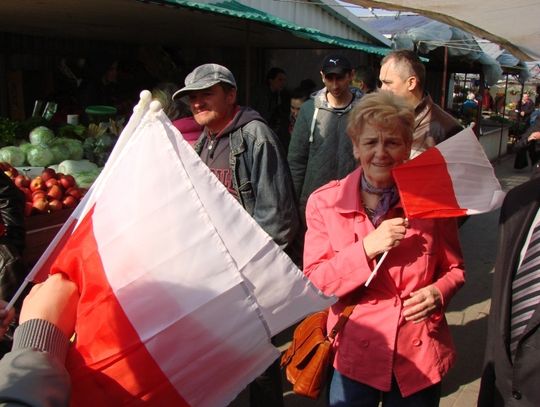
[304,168,465,397]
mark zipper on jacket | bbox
[207,135,217,159]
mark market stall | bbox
[0,107,122,267]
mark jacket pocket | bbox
[238,180,255,214]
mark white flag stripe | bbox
[94,115,242,324]
[170,119,273,271]
[145,285,278,407]
[437,128,505,213]
[84,102,333,404]
[168,116,334,334]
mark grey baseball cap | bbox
[172,63,237,100]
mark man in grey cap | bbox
[288,54,363,228]
[174,63,299,407]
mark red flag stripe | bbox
[51,207,190,406]
[393,147,467,219]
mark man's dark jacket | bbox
[478,176,540,406]
[194,107,300,253]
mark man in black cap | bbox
[173,63,299,407]
[288,54,363,227]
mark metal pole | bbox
[245,21,251,105]
[475,72,484,137]
[498,73,509,159]
[441,46,448,108]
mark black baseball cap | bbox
[321,55,353,75]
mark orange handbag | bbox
[280,304,356,399]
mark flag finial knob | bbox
[149,100,162,113]
[139,90,152,102]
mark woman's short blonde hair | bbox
[347,91,414,146]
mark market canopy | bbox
[0,0,389,53]
[342,0,540,61]
[156,0,392,56]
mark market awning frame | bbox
[341,0,540,61]
[151,0,393,56]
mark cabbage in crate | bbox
[0,146,25,166]
[29,126,55,146]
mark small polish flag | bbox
[392,127,505,219]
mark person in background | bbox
[0,171,26,294]
[478,173,540,406]
[251,67,290,150]
[173,63,300,407]
[513,117,540,169]
[152,82,203,146]
[461,92,479,124]
[0,273,79,406]
[304,91,465,406]
[481,87,494,111]
[352,65,377,94]
[299,78,317,96]
[379,49,462,158]
[0,171,27,357]
[529,101,540,127]
[79,59,120,109]
[288,54,362,227]
[287,87,310,142]
[517,93,535,127]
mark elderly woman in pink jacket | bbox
[303,91,465,406]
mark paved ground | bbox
[229,153,533,407]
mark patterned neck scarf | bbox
[361,173,399,226]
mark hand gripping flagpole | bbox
[364,216,409,287]
[5,90,154,311]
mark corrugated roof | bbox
[155,0,392,56]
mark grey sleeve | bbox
[287,102,313,199]
[251,136,300,251]
[0,319,71,407]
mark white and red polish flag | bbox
[34,95,333,406]
[391,127,505,219]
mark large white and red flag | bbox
[32,96,333,406]
[392,127,505,219]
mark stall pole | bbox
[440,46,448,108]
[475,72,485,138]
[244,21,251,105]
[498,73,510,159]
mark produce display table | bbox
[23,208,74,268]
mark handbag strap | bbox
[327,303,356,340]
[327,286,365,341]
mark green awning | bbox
[153,0,392,56]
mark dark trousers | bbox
[248,357,284,407]
[329,370,441,407]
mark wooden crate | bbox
[23,208,74,268]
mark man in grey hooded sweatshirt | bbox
[288,54,363,226]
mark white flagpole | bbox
[365,250,389,287]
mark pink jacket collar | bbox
[334,167,403,216]
[335,167,362,214]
